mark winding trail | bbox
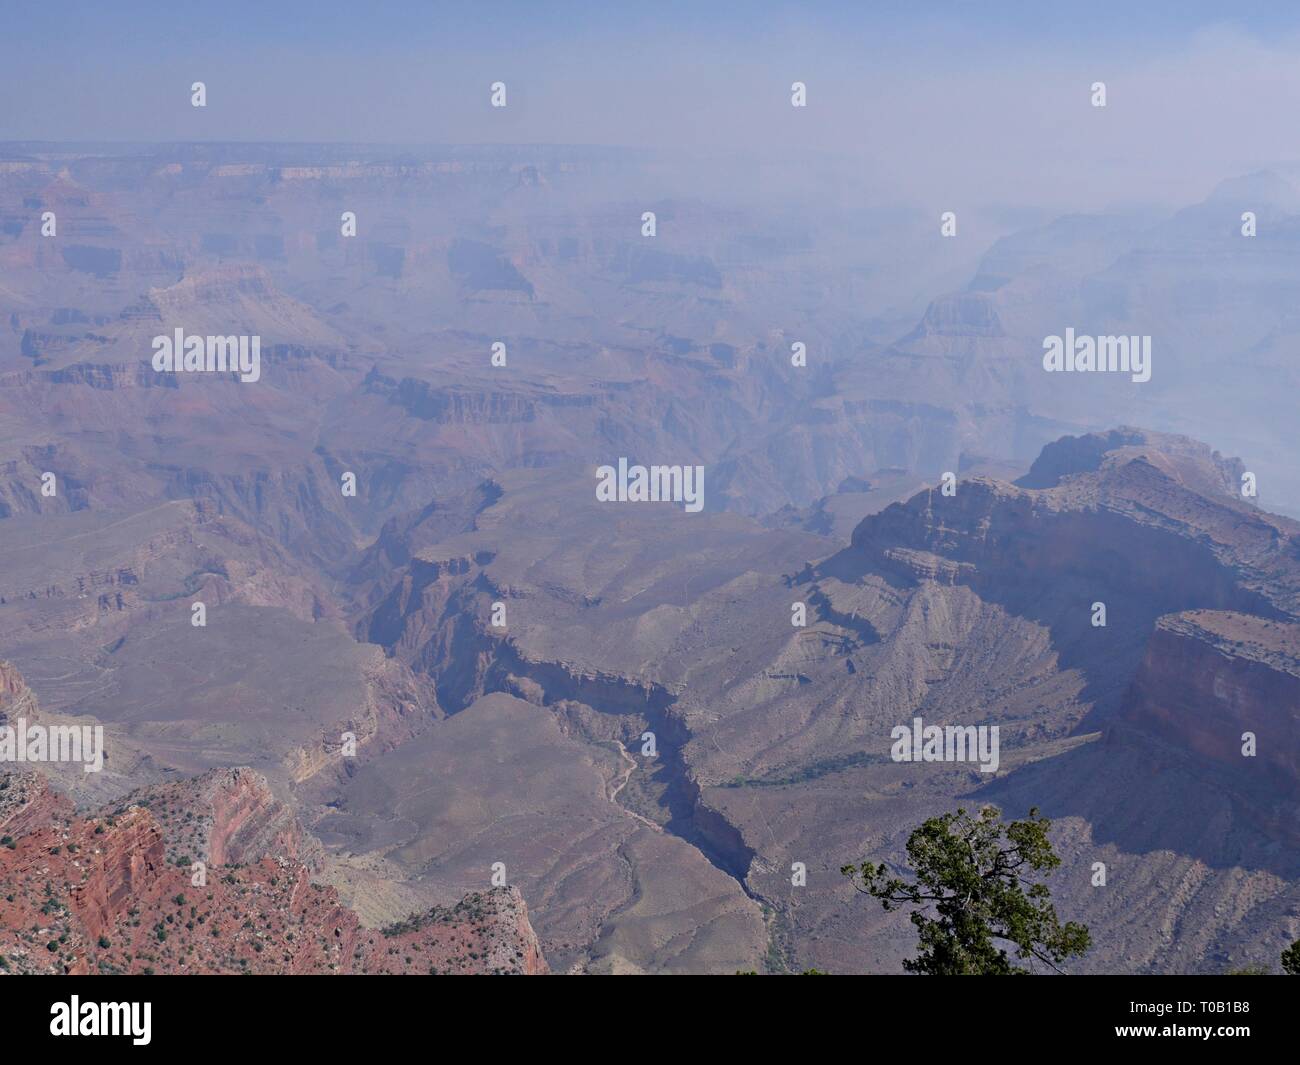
[607,740,662,833]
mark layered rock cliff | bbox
[1118,610,1299,838]
[0,766,547,975]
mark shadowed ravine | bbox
[481,638,761,889]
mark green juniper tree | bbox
[1283,939,1300,975]
[842,805,1090,974]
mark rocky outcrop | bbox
[369,888,549,975]
[127,766,318,868]
[1119,610,1300,833]
[903,291,1005,340]
[1016,427,1244,496]
[849,441,1298,618]
[0,766,547,975]
[0,768,65,838]
[0,659,39,725]
[71,808,167,946]
[283,653,433,786]
[839,431,1300,850]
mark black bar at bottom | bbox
[0,973,1291,1052]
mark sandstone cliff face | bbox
[0,766,546,975]
[0,659,39,724]
[71,808,168,947]
[1119,611,1300,835]
[128,766,319,868]
[0,769,67,838]
[0,771,163,974]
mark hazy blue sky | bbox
[5,2,1300,208]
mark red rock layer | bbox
[0,768,547,975]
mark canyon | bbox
[0,142,1297,974]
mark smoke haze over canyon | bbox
[1,2,1298,981]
